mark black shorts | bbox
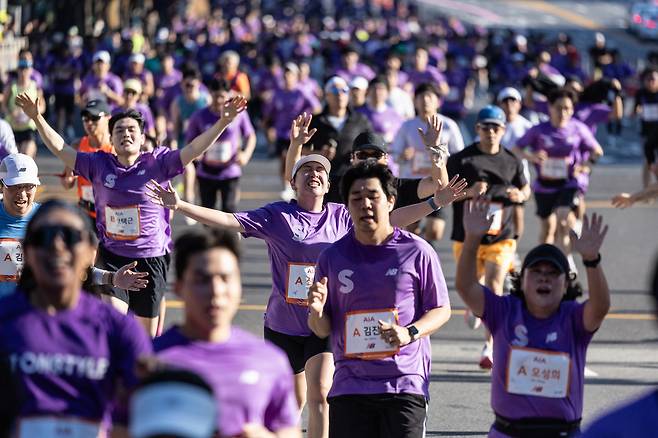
[328,393,427,438]
[54,93,75,114]
[96,245,170,318]
[14,129,36,144]
[264,326,331,374]
[197,176,240,212]
[644,137,658,164]
[534,188,579,219]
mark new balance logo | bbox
[385,268,398,276]
[545,332,558,343]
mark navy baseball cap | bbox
[477,105,506,127]
[352,132,387,154]
[521,244,570,274]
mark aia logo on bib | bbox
[104,174,117,189]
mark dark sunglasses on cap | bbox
[355,150,385,160]
[26,225,88,248]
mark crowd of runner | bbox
[0,1,657,437]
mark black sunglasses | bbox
[82,114,101,122]
[355,150,385,160]
[27,225,88,248]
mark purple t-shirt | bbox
[186,109,255,181]
[155,69,183,111]
[267,88,320,140]
[515,120,599,194]
[358,105,404,143]
[481,287,593,434]
[315,228,450,399]
[234,201,352,336]
[154,326,298,436]
[80,72,124,107]
[0,291,151,425]
[407,66,447,90]
[333,63,376,82]
[74,147,184,258]
[533,100,611,134]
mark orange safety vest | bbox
[77,136,114,218]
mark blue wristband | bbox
[427,197,441,211]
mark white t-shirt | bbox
[387,87,415,120]
[502,115,534,149]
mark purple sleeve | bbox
[155,147,185,179]
[515,125,538,151]
[239,112,256,137]
[73,151,95,180]
[577,123,600,153]
[314,250,333,321]
[481,286,509,334]
[571,301,596,342]
[418,245,450,312]
[263,354,299,431]
[185,111,204,144]
[114,314,153,387]
[585,104,611,126]
[304,91,321,113]
[143,106,155,134]
[109,75,124,95]
[233,205,275,239]
[534,100,549,115]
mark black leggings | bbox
[197,176,240,212]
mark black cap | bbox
[521,244,570,274]
[82,99,111,117]
[352,132,387,154]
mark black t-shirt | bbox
[447,143,527,244]
[634,88,658,137]
[330,175,421,208]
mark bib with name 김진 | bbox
[506,346,571,398]
[344,309,399,360]
[0,238,23,281]
[285,263,315,305]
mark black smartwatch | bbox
[407,325,419,342]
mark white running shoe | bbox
[464,308,482,330]
[479,343,493,370]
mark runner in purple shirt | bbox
[407,45,449,96]
[185,78,257,211]
[358,76,403,144]
[333,45,375,83]
[16,91,247,338]
[514,89,604,272]
[308,162,452,438]
[153,229,300,438]
[79,51,124,108]
[456,199,611,437]
[0,200,152,437]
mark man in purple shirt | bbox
[186,78,257,211]
[407,44,449,96]
[333,45,375,83]
[16,91,247,337]
[456,200,610,437]
[308,162,452,438]
[79,51,124,108]
[154,228,300,438]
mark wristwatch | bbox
[407,325,419,342]
[427,197,441,211]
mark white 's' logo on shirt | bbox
[385,268,398,276]
[338,269,354,294]
[545,332,558,343]
[239,370,260,385]
[511,324,528,347]
[104,174,117,188]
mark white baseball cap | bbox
[291,154,331,178]
[0,153,40,186]
[130,382,216,438]
[349,76,369,90]
[497,87,522,102]
[92,50,111,64]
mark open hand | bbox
[570,213,608,261]
[611,193,634,209]
[463,197,493,237]
[14,92,41,120]
[145,179,180,210]
[417,114,445,148]
[290,112,317,148]
[219,95,248,124]
[433,174,468,208]
[112,261,149,291]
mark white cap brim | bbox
[2,175,40,186]
[291,154,331,178]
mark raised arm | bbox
[146,179,244,232]
[390,174,468,227]
[179,96,248,166]
[455,198,493,317]
[417,114,450,189]
[571,213,610,332]
[284,112,317,181]
[612,182,658,208]
[15,93,77,168]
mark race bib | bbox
[487,202,503,236]
[0,238,23,281]
[344,309,399,360]
[18,416,104,438]
[205,141,233,165]
[412,150,433,175]
[285,263,315,305]
[105,206,140,240]
[540,158,569,180]
[80,185,94,203]
[506,347,571,398]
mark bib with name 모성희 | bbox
[344,309,400,360]
[506,346,571,398]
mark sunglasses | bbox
[478,123,503,131]
[124,89,138,95]
[82,114,101,123]
[355,150,385,160]
[27,225,88,248]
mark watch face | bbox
[408,325,419,337]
